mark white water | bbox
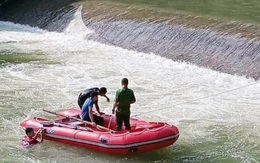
[0,7,260,163]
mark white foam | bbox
[0,7,259,160]
[64,6,94,39]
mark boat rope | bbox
[132,81,260,117]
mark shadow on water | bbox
[55,143,188,162]
[40,142,240,163]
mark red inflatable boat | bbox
[20,108,179,155]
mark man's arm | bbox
[131,91,136,104]
[131,98,136,104]
[94,102,101,114]
[104,95,110,102]
[33,128,44,142]
[112,90,119,114]
[112,101,118,114]
[88,106,96,126]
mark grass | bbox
[101,0,260,24]
[77,0,260,39]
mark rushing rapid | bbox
[0,4,260,163]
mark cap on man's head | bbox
[121,78,128,85]
[99,87,107,94]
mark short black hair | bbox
[25,128,34,135]
[90,91,98,98]
[99,87,107,94]
[121,78,128,85]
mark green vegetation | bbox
[81,0,260,39]
[103,0,260,24]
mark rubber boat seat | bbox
[69,121,84,127]
[40,121,53,126]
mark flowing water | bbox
[0,2,260,163]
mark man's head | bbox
[99,87,107,96]
[25,128,34,138]
[90,91,98,102]
[121,78,128,87]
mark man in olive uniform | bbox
[112,78,136,131]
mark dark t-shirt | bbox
[79,87,99,105]
[115,87,135,114]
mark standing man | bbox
[81,92,103,126]
[112,78,136,131]
[78,87,110,114]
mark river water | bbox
[0,6,260,163]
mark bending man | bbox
[78,87,110,114]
